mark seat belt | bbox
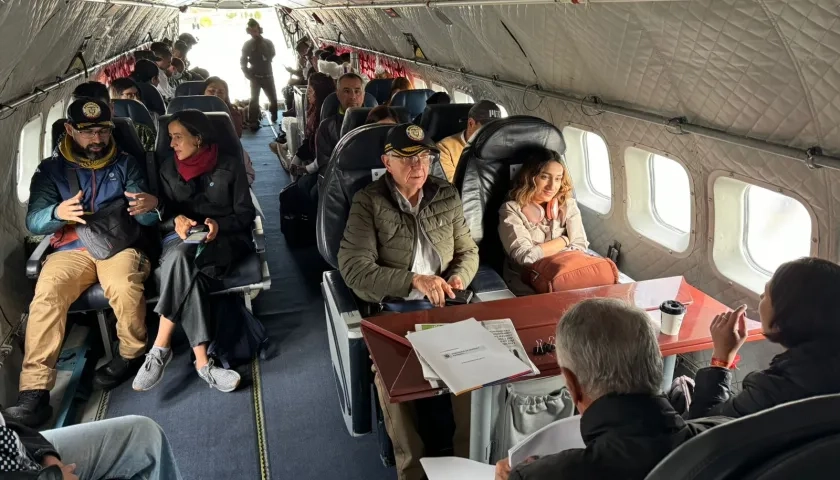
[146,151,158,195]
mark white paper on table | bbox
[407,319,533,395]
[420,457,495,480]
[508,415,585,467]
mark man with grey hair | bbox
[495,298,729,480]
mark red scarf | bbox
[177,144,218,182]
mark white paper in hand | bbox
[508,415,585,467]
[420,457,495,480]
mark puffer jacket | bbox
[338,174,479,304]
[688,339,840,419]
[26,147,158,250]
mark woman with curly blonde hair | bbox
[498,146,589,294]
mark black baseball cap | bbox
[66,98,114,130]
[384,124,439,157]
[468,100,502,123]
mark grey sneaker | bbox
[132,347,172,392]
[197,359,241,393]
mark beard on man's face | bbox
[71,138,109,160]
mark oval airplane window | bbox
[562,126,611,215]
[453,90,473,103]
[498,105,509,118]
[43,100,65,158]
[650,154,691,234]
[413,78,427,90]
[431,83,447,93]
[744,185,811,275]
[17,114,43,203]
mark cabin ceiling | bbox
[289,0,840,156]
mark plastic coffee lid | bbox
[660,300,686,315]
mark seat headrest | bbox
[136,82,166,116]
[645,393,840,480]
[340,106,411,137]
[166,95,231,116]
[156,112,243,163]
[390,89,434,119]
[51,117,149,181]
[365,79,393,105]
[419,103,474,142]
[320,92,379,121]
[316,123,445,268]
[113,99,156,132]
[453,116,565,272]
[175,81,207,97]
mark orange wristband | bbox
[710,354,740,369]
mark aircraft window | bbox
[498,105,509,118]
[431,83,448,93]
[624,147,692,253]
[650,154,691,234]
[43,100,65,159]
[561,126,611,215]
[712,175,814,293]
[744,185,811,275]
[454,90,473,103]
[17,114,44,202]
[413,78,427,89]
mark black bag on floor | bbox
[279,179,317,248]
[207,294,272,369]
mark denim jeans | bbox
[41,415,182,480]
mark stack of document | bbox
[407,318,539,395]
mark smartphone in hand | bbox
[184,225,209,244]
[445,289,474,306]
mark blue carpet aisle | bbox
[105,124,393,480]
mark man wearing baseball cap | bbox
[4,98,160,427]
[338,124,478,479]
[437,99,502,181]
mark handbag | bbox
[523,249,619,294]
[65,167,141,260]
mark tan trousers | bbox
[375,373,471,480]
[20,248,151,391]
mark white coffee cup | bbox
[659,300,687,336]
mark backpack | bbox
[279,179,317,248]
[206,294,272,369]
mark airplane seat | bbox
[29,117,158,364]
[320,92,378,122]
[390,89,434,120]
[365,78,394,105]
[419,103,474,143]
[174,81,206,97]
[166,95,231,116]
[339,106,411,137]
[645,393,840,480]
[135,82,166,117]
[113,99,157,132]
[154,113,269,301]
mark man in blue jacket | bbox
[4,98,160,427]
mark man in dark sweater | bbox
[240,18,278,127]
[496,298,730,480]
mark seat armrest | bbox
[26,236,53,280]
[252,216,266,254]
[468,264,508,295]
[323,270,363,324]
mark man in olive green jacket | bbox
[338,123,479,307]
[338,123,479,480]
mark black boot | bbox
[93,355,144,390]
[4,390,52,428]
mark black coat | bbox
[158,152,256,278]
[688,340,840,419]
[511,394,728,480]
[0,414,60,475]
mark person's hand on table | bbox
[412,274,455,307]
[710,304,748,366]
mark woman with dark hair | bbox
[688,257,840,419]
[386,77,412,105]
[203,76,256,184]
[295,72,335,162]
[364,105,400,125]
[498,147,588,295]
[132,109,255,394]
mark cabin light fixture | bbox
[383,8,401,18]
[431,8,453,26]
